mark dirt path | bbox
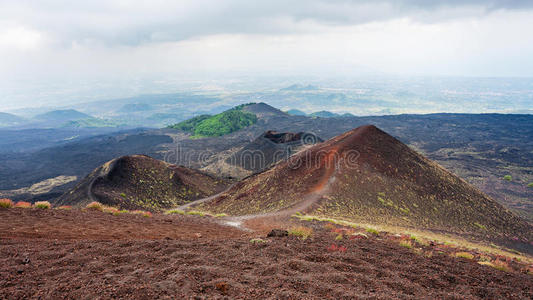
[175,183,237,211]
[187,150,341,231]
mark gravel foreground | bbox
[1,209,532,299]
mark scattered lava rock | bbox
[267,229,288,237]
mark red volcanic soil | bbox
[201,125,533,251]
[1,208,532,299]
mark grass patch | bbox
[165,209,185,215]
[478,261,509,272]
[503,175,512,181]
[14,201,32,208]
[399,207,410,214]
[399,240,413,249]
[527,182,533,188]
[34,201,51,209]
[335,234,343,241]
[365,228,380,235]
[120,193,127,198]
[288,226,313,240]
[113,210,129,216]
[103,206,119,214]
[455,252,475,260]
[86,201,104,211]
[473,222,486,230]
[186,210,206,216]
[0,198,14,208]
[131,210,152,217]
[410,235,429,246]
[214,213,228,218]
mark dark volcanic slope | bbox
[227,130,323,172]
[201,125,533,248]
[58,155,228,211]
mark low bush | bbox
[132,210,152,217]
[103,206,119,214]
[165,209,185,215]
[0,198,14,208]
[288,226,313,240]
[34,201,51,209]
[399,240,413,249]
[113,209,129,216]
[327,244,347,253]
[478,260,510,272]
[473,222,486,230]
[503,175,512,181]
[86,201,104,211]
[56,205,72,210]
[455,252,475,260]
[186,210,205,216]
[14,201,32,208]
[365,228,380,235]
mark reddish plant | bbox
[132,210,152,217]
[14,201,32,208]
[0,198,14,208]
[328,244,347,253]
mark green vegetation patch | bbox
[503,175,512,181]
[168,105,258,137]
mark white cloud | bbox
[0,26,44,51]
[1,0,533,109]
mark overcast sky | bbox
[1,0,533,109]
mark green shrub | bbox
[113,209,129,216]
[34,201,51,209]
[86,201,104,211]
[399,240,412,249]
[131,210,152,217]
[214,213,228,218]
[0,198,14,208]
[455,252,474,259]
[288,226,313,240]
[503,175,512,181]
[527,182,533,188]
[473,222,486,230]
[120,193,127,198]
[186,210,205,216]
[165,209,185,215]
[365,228,380,235]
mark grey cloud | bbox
[1,0,532,47]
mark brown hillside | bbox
[200,125,533,249]
[57,155,228,211]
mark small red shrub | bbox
[14,201,31,208]
[328,244,347,253]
